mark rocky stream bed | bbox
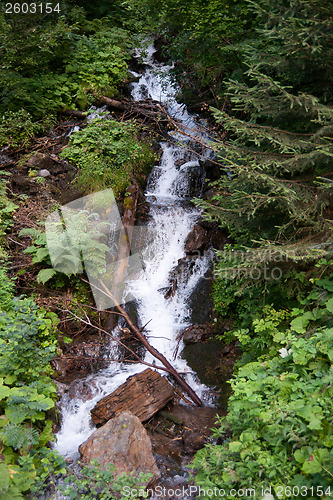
[2,40,240,499]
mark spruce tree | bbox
[196,0,333,264]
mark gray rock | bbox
[183,324,216,345]
[53,380,69,398]
[38,169,51,177]
[79,411,160,485]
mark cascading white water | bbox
[55,43,215,459]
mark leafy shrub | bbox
[0,26,131,118]
[64,28,131,102]
[192,278,333,498]
[61,118,156,195]
[0,111,38,148]
[0,295,61,498]
[0,174,18,258]
[0,267,15,312]
[56,459,152,499]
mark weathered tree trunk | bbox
[91,368,174,426]
[58,109,86,119]
[111,183,139,302]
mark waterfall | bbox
[55,43,215,459]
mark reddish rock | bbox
[79,411,160,485]
[185,224,210,255]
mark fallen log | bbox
[96,96,128,111]
[111,183,139,303]
[58,109,86,119]
[91,368,174,426]
[60,97,171,126]
[97,96,167,120]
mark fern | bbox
[1,424,39,451]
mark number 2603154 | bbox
[4,3,60,14]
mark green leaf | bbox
[32,248,49,264]
[326,297,333,313]
[0,464,10,493]
[229,441,242,452]
[294,449,306,463]
[302,456,322,474]
[36,269,57,284]
[0,379,11,400]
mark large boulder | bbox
[79,411,160,485]
[91,368,174,426]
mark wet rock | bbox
[0,154,13,166]
[183,430,206,453]
[182,337,239,410]
[26,152,54,171]
[11,174,37,194]
[185,224,210,255]
[200,157,223,181]
[203,187,217,200]
[154,36,170,64]
[183,324,217,345]
[79,411,160,485]
[147,405,226,469]
[52,336,106,380]
[68,379,98,402]
[53,380,69,399]
[188,266,214,324]
[91,368,174,426]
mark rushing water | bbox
[55,43,215,459]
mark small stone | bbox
[38,169,51,177]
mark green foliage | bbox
[192,279,333,498]
[0,111,40,149]
[0,293,62,498]
[196,73,333,245]
[212,244,333,330]
[64,28,130,101]
[0,27,131,117]
[0,267,15,312]
[195,0,333,247]
[55,460,152,499]
[247,0,333,100]
[0,1,132,120]
[190,2,333,494]
[0,298,59,382]
[61,118,156,195]
[0,174,18,258]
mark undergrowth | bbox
[61,118,156,196]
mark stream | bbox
[55,42,217,469]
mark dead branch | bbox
[61,305,170,374]
[88,280,203,407]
